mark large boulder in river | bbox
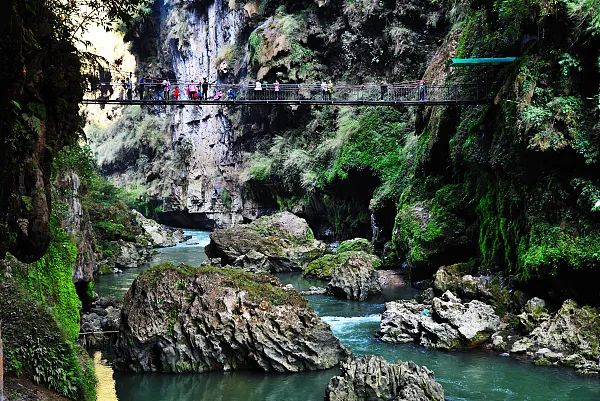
[380,300,462,350]
[131,209,185,247]
[205,212,326,272]
[380,291,500,350]
[326,252,382,301]
[116,263,346,373]
[337,238,374,254]
[305,251,382,280]
[325,355,445,401]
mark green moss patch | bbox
[141,263,308,308]
[337,238,374,254]
[304,251,382,280]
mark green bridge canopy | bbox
[451,57,518,66]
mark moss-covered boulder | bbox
[305,251,382,280]
[518,297,550,333]
[205,212,326,272]
[337,238,374,254]
[392,200,469,278]
[327,254,382,301]
[116,263,347,373]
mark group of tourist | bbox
[103,74,429,102]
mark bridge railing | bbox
[84,82,487,103]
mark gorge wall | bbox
[87,0,600,303]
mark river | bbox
[94,229,600,401]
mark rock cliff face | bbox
[325,355,445,401]
[116,263,347,373]
[56,172,97,283]
[0,0,82,262]
[88,0,262,228]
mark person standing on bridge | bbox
[162,78,171,101]
[173,85,180,101]
[188,81,198,100]
[201,78,209,100]
[418,80,427,101]
[126,75,133,101]
[380,80,388,100]
[254,80,263,99]
[274,80,280,100]
[119,78,126,100]
[327,80,334,100]
[321,80,328,100]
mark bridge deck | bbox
[83,82,491,106]
[81,99,491,106]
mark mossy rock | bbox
[141,262,308,308]
[304,251,382,280]
[337,238,374,254]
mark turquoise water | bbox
[94,232,600,401]
[94,229,211,299]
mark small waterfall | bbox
[370,212,380,243]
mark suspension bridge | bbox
[81,82,493,106]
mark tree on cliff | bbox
[0,0,148,263]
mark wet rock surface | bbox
[205,212,326,272]
[380,290,500,350]
[116,263,347,373]
[327,252,382,301]
[325,355,445,401]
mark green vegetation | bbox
[0,211,96,401]
[304,251,382,280]
[220,189,233,210]
[518,224,600,277]
[248,11,316,80]
[0,282,96,401]
[10,216,81,340]
[54,144,147,260]
[142,263,309,308]
[337,238,374,254]
[87,105,168,168]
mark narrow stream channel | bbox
[94,230,600,401]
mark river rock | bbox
[518,297,550,333]
[337,238,374,254]
[510,338,533,354]
[325,355,445,401]
[131,209,185,247]
[301,286,327,295]
[529,300,600,364]
[433,264,492,301]
[205,212,326,272]
[305,251,382,280]
[432,291,500,344]
[380,300,462,350]
[327,252,382,301]
[111,240,154,269]
[116,263,347,373]
[381,291,499,350]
